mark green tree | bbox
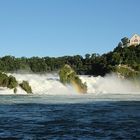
[20,81,32,93]
[121,37,130,47]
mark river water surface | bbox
[0,94,140,140]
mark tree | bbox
[20,81,32,93]
[59,64,87,93]
[7,75,18,89]
[85,54,90,59]
[121,37,130,47]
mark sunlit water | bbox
[0,94,140,140]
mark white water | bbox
[80,74,140,94]
[0,73,140,97]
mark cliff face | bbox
[59,64,87,93]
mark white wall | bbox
[130,34,140,46]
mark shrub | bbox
[7,75,18,89]
[59,64,87,93]
[19,81,32,93]
[0,72,9,87]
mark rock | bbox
[0,72,33,94]
[0,73,18,89]
[59,64,87,93]
[7,75,18,89]
[19,81,32,93]
[14,88,17,93]
[0,72,9,87]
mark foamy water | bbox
[0,73,140,98]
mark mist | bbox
[0,73,140,95]
[80,74,140,94]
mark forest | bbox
[0,37,140,77]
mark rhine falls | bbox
[0,73,140,98]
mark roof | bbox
[130,33,140,39]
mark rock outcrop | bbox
[19,81,32,94]
[0,72,32,94]
[59,64,87,93]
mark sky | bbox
[0,0,140,57]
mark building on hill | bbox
[129,34,140,46]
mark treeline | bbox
[0,54,110,76]
[0,40,140,76]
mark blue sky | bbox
[0,0,140,57]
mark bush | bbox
[0,72,33,94]
[73,76,87,93]
[59,64,76,84]
[0,72,9,87]
[59,64,87,93]
[19,81,32,93]
[0,73,18,89]
[7,75,18,89]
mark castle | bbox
[129,34,140,46]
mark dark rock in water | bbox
[0,72,9,87]
[14,87,17,93]
[7,75,18,89]
[0,72,18,89]
[20,80,32,94]
[0,72,33,94]
[59,64,87,93]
